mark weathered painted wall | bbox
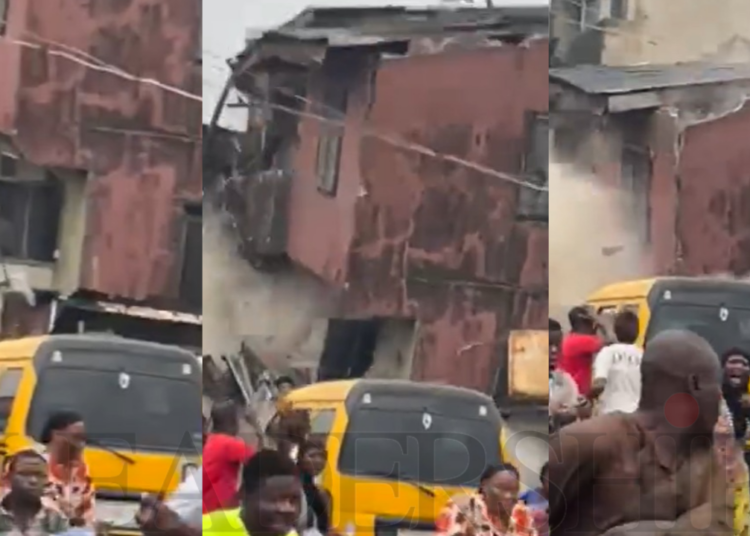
[554,99,750,280]
[668,103,750,276]
[288,41,549,392]
[0,0,201,305]
[602,0,750,65]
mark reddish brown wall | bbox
[672,104,750,276]
[290,42,549,392]
[1,0,201,303]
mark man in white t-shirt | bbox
[591,309,643,414]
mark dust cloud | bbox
[201,204,332,371]
[548,162,648,323]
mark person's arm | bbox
[224,436,255,463]
[590,347,613,399]
[581,334,604,357]
[139,496,202,536]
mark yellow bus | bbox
[283,379,506,536]
[0,334,202,534]
[586,276,750,356]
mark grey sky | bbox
[203,0,548,128]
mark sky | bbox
[202,0,548,129]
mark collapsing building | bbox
[207,6,549,402]
[550,62,750,277]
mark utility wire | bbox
[0,27,201,101]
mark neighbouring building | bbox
[550,62,750,277]
[210,6,549,400]
[0,0,202,348]
[551,0,750,66]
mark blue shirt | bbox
[520,488,548,509]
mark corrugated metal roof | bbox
[257,5,549,46]
[92,300,202,325]
[549,62,750,95]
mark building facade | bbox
[550,63,750,278]
[214,6,549,398]
[0,0,202,347]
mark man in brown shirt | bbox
[549,330,733,536]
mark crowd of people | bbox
[549,305,750,536]
[199,376,551,536]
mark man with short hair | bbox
[550,330,732,536]
[590,309,643,414]
[558,306,602,397]
[202,401,255,514]
[0,450,68,536]
[203,449,302,536]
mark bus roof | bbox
[286,378,494,405]
[0,334,195,363]
[587,276,750,303]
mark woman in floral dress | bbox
[436,464,544,536]
[39,411,96,529]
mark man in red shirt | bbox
[202,400,256,514]
[558,306,603,397]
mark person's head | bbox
[276,409,311,445]
[275,376,295,396]
[568,306,596,334]
[4,450,48,504]
[721,348,750,389]
[549,319,563,369]
[298,438,327,477]
[210,400,240,436]
[41,410,85,459]
[240,449,302,536]
[539,462,549,497]
[639,330,722,437]
[479,463,520,515]
[613,310,639,344]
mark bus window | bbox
[0,369,23,431]
[309,409,336,441]
[26,347,201,454]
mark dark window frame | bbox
[610,0,628,19]
[0,169,63,263]
[0,0,9,35]
[314,66,349,198]
[620,143,652,245]
[517,112,549,221]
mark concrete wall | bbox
[603,0,750,65]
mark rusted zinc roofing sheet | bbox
[549,62,750,95]
[254,5,549,46]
